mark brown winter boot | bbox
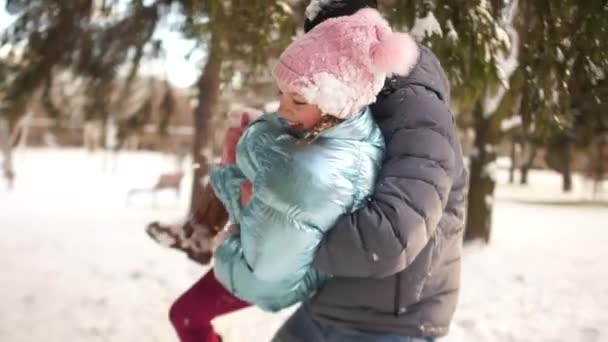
[146,182,229,265]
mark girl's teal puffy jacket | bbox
[210,107,384,311]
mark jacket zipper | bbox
[394,273,402,316]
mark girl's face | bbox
[276,82,323,132]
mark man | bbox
[272,1,468,341]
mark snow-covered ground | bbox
[0,149,606,342]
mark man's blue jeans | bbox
[272,306,436,342]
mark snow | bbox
[410,11,443,41]
[483,1,519,118]
[476,0,493,22]
[494,23,511,50]
[556,47,565,62]
[1,148,607,342]
[446,20,459,42]
[263,101,280,113]
[470,147,479,158]
[484,194,493,207]
[275,1,294,16]
[304,0,331,21]
[156,231,178,248]
[500,115,522,132]
[481,159,499,180]
[483,44,492,64]
[587,59,605,80]
[468,1,488,27]
[297,69,383,119]
[225,107,264,127]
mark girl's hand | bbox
[241,180,253,207]
[221,113,251,164]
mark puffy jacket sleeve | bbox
[313,86,458,278]
[214,232,329,312]
[212,207,327,311]
[209,164,247,223]
[227,191,324,283]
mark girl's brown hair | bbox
[299,115,344,144]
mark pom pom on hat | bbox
[371,31,419,76]
[356,8,420,76]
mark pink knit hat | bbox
[273,8,419,119]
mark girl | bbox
[169,8,418,342]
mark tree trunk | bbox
[189,36,222,214]
[11,111,34,150]
[465,101,496,242]
[592,137,606,199]
[520,143,537,185]
[509,139,517,184]
[520,165,528,185]
[0,117,15,190]
[562,140,573,193]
